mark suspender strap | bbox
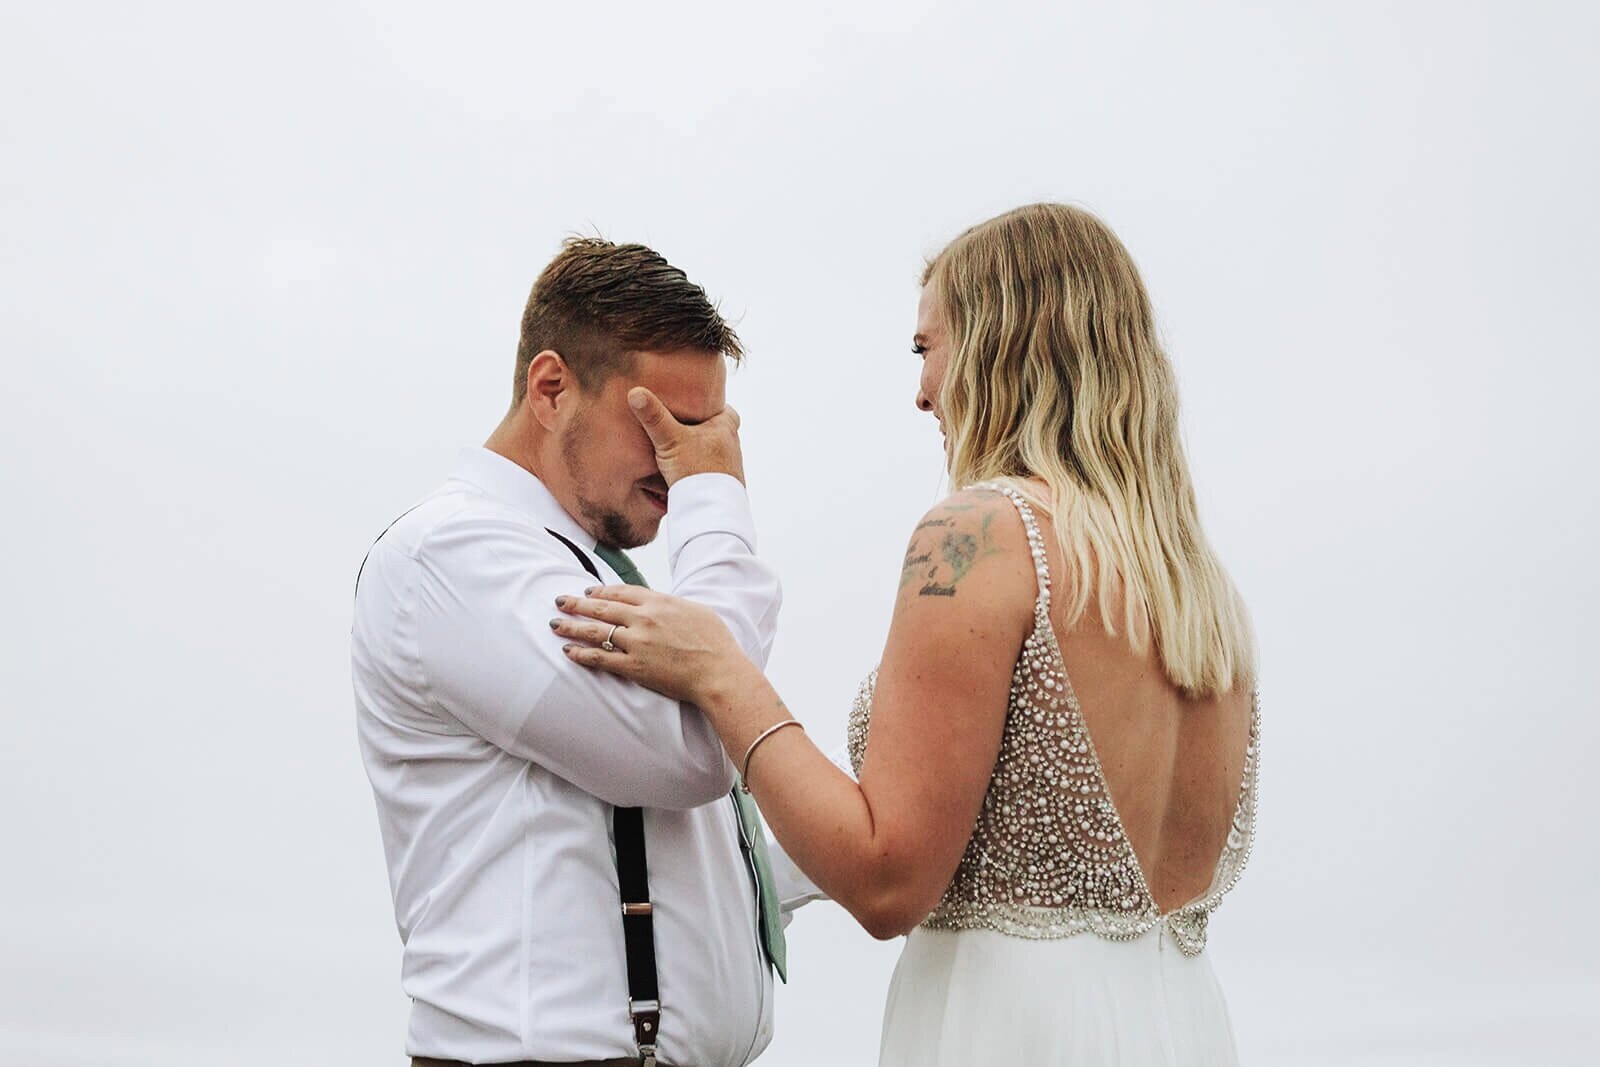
[547,529,662,1066]
[614,806,661,1061]
[547,528,601,583]
[353,503,426,599]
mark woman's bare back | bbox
[1040,513,1256,914]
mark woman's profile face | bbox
[913,285,952,433]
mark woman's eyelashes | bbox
[911,343,928,357]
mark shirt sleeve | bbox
[410,475,781,810]
[664,473,781,669]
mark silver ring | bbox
[601,624,620,652]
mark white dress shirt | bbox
[352,447,783,1066]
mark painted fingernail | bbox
[584,586,598,596]
[554,596,569,608]
[548,619,561,630]
[561,643,576,654]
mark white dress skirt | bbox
[878,925,1239,1067]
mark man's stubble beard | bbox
[561,415,654,550]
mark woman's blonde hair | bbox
[924,203,1253,698]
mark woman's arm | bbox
[557,489,1036,937]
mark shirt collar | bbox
[448,447,597,552]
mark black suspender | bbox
[613,807,661,1062]
[353,503,426,599]
[546,528,599,579]
[547,529,662,1067]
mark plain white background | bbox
[2,2,1596,1064]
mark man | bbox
[352,238,786,1067]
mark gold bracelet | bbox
[739,719,804,792]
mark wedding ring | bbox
[601,624,620,652]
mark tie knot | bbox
[595,543,649,588]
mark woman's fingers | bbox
[581,584,653,606]
[549,616,629,650]
[554,592,641,625]
[561,641,635,677]
[554,592,713,703]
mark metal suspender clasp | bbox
[630,998,661,1067]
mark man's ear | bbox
[524,349,573,431]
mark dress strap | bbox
[971,481,1052,623]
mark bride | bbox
[555,202,1260,1066]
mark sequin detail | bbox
[847,483,1259,956]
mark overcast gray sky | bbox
[2,2,1596,1064]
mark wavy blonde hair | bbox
[924,203,1253,698]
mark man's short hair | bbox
[513,237,744,404]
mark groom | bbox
[352,237,785,1067]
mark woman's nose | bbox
[915,390,934,413]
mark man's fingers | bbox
[627,387,681,448]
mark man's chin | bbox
[595,511,662,551]
[614,530,657,552]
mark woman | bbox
[554,202,1259,1065]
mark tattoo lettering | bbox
[899,548,934,588]
[899,502,1006,598]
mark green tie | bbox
[594,543,788,983]
[593,542,648,589]
[732,781,788,981]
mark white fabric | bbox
[352,447,782,1066]
[879,926,1239,1066]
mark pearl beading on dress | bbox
[847,482,1260,957]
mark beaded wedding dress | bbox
[848,485,1260,1066]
